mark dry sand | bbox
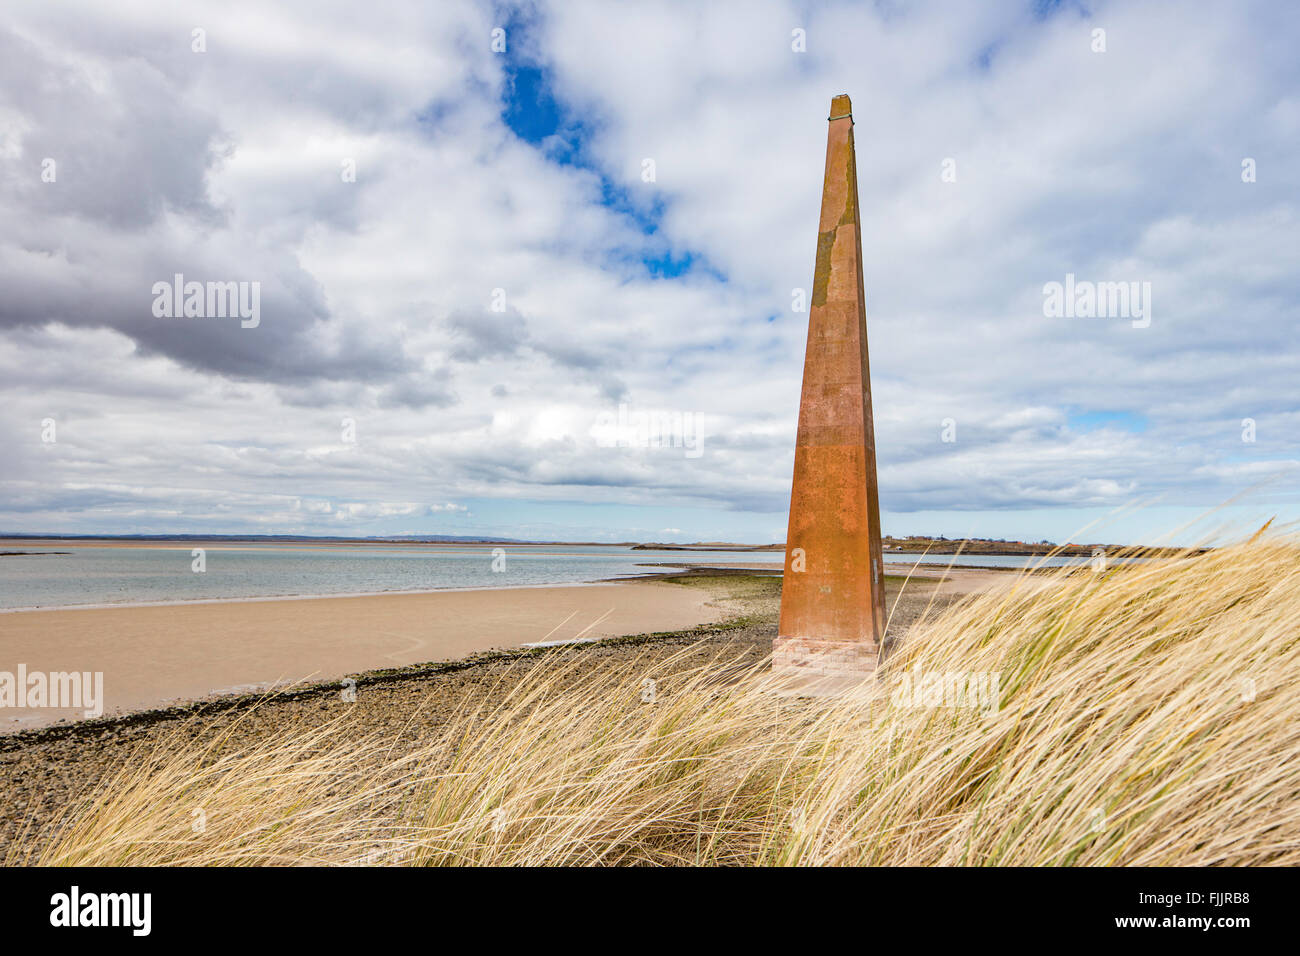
[0,581,722,730]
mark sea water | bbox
[0,544,1114,611]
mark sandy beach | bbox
[0,580,724,729]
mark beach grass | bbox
[18,534,1299,866]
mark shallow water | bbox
[0,544,1130,610]
[0,545,744,610]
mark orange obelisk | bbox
[774,93,885,681]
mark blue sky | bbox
[498,29,714,282]
[1,0,1298,546]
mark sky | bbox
[1,0,1297,545]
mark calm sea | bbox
[0,544,1110,611]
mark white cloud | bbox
[0,0,1297,542]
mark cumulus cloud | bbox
[1,0,1297,543]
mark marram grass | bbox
[18,536,1300,866]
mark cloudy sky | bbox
[2,0,1297,545]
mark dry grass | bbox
[17,536,1300,866]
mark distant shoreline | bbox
[0,537,637,549]
[1,536,1201,558]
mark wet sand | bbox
[0,581,723,729]
[645,557,1020,599]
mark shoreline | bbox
[0,559,1019,614]
[0,578,641,615]
[0,563,776,614]
[0,613,757,754]
[0,579,727,731]
[0,565,1010,736]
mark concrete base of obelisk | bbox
[770,636,877,697]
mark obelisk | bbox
[774,93,885,682]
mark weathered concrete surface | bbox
[775,93,885,678]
